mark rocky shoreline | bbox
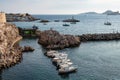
[6,13,39,22]
[37,29,80,50]
[37,29,120,50]
[0,23,23,70]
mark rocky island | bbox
[103,10,120,15]
[6,13,39,22]
[37,29,80,49]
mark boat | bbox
[32,25,38,29]
[104,22,111,25]
[45,50,59,58]
[104,15,112,25]
[63,24,70,26]
[58,65,77,74]
[63,16,80,22]
[52,53,68,64]
[44,50,78,74]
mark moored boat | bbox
[58,65,77,74]
[104,22,111,25]
[45,50,59,58]
[63,24,70,26]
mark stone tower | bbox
[0,12,6,23]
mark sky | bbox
[0,0,120,14]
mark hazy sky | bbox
[0,0,120,14]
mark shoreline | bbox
[0,23,23,70]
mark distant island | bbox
[6,13,39,22]
[80,10,120,15]
[102,10,120,15]
[81,12,98,14]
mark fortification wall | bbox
[0,12,6,22]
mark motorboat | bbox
[58,65,77,74]
[104,22,112,25]
[63,24,70,26]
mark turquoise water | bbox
[1,14,120,80]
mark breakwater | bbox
[37,29,120,50]
[78,33,120,42]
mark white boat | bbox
[45,50,58,57]
[58,65,77,74]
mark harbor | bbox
[2,13,120,80]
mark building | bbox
[0,12,6,22]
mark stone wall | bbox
[0,12,6,23]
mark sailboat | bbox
[104,15,112,25]
[104,22,111,25]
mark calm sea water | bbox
[1,14,120,80]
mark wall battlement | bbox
[0,12,6,22]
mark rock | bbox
[6,13,39,22]
[0,22,22,70]
[103,10,120,15]
[38,29,80,49]
[22,46,35,52]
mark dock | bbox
[18,26,38,38]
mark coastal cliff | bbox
[0,23,22,69]
[37,29,80,49]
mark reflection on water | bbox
[0,70,2,80]
[2,39,120,80]
[60,74,69,79]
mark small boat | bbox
[32,25,38,29]
[104,22,111,25]
[63,24,70,26]
[45,50,59,58]
[63,16,80,22]
[104,15,112,25]
[58,65,77,74]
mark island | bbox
[103,10,120,15]
[6,13,39,22]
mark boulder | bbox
[22,46,35,52]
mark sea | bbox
[1,14,120,80]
